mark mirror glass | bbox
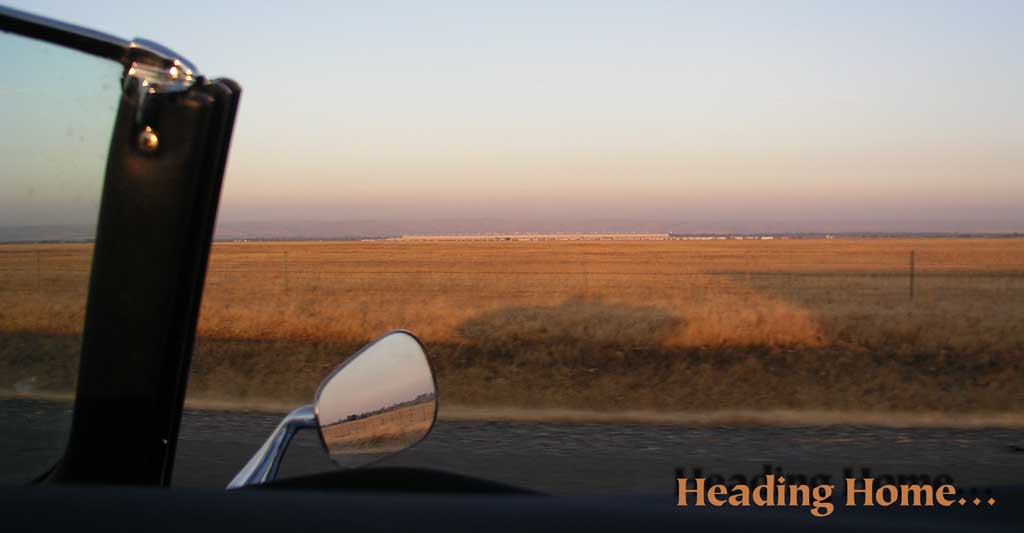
[314,331,437,468]
[0,31,121,483]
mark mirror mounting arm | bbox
[226,405,317,489]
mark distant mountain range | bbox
[1,218,1021,243]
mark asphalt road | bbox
[3,399,1024,495]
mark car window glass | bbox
[0,31,120,483]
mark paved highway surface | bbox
[3,399,1023,495]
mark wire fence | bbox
[3,247,1024,304]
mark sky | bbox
[3,0,1023,232]
[0,31,120,227]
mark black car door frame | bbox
[1,5,240,485]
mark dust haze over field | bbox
[1,238,1023,423]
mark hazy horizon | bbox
[3,216,1024,244]
[213,215,1024,236]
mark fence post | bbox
[35,251,41,292]
[582,261,589,297]
[909,250,915,302]
[283,251,289,292]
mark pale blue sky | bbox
[3,1,1022,230]
[0,31,120,226]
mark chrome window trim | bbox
[0,4,201,81]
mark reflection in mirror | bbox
[0,31,121,483]
[314,331,437,468]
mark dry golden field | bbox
[2,238,1023,415]
[322,401,435,456]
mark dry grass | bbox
[2,238,1023,416]
[322,401,435,455]
[438,406,1024,428]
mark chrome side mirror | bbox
[315,330,437,468]
[228,331,438,488]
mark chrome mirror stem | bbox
[226,405,317,489]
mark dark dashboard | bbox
[3,478,1022,533]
